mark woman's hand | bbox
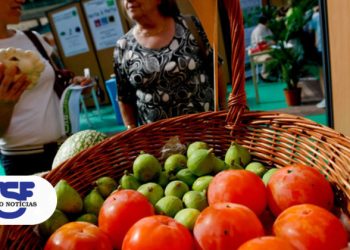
[0,63,31,136]
[72,76,92,87]
[0,63,31,104]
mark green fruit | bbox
[262,168,279,185]
[39,209,69,238]
[224,142,251,169]
[119,171,141,190]
[76,213,98,225]
[167,173,178,182]
[137,182,164,205]
[155,196,183,218]
[52,130,107,168]
[192,175,213,192]
[83,188,105,215]
[182,190,208,211]
[187,148,215,176]
[245,162,267,177]
[55,180,83,214]
[95,176,117,198]
[174,208,201,231]
[187,141,209,158]
[176,168,197,187]
[164,180,189,199]
[212,157,229,174]
[164,154,187,175]
[156,171,169,188]
[133,152,162,182]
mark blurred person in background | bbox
[307,5,325,109]
[250,15,275,82]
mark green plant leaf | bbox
[263,0,319,89]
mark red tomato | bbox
[98,189,155,249]
[44,221,112,250]
[238,236,296,250]
[193,202,264,250]
[122,215,195,250]
[208,170,267,215]
[273,204,348,250]
[267,164,334,216]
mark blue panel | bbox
[105,78,123,125]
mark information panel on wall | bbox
[80,0,127,81]
[51,7,89,57]
[47,2,108,106]
[82,0,124,51]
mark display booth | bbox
[46,0,126,106]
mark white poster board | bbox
[82,0,124,51]
[52,7,89,57]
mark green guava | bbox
[164,180,189,199]
[155,196,184,218]
[187,141,209,158]
[164,154,187,175]
[133,152,162,182]
[224,142,251,169]
[187,149,215,176]
[245,162,267,177]
[119,170,141,190]
[175,168,197,187]
[192,175,213,192]
[182,190,208,211]
[76,213,98,225]
[95,176,117,198]
[262,168,279,185]
[174,208,201,231]
[137,182,164,205]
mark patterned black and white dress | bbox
[113,15,214,125]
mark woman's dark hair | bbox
[158,0,180,18]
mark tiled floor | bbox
[243,78,327,125]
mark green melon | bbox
[52,130,107,169]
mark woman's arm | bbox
[0,63,31,136]
[118,101,138,129]
[113,39,139,129]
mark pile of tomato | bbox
[44,164,350,250]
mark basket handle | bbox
[222,0,247,130]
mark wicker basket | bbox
[2,0,350,249]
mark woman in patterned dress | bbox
[114,0,226,129]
